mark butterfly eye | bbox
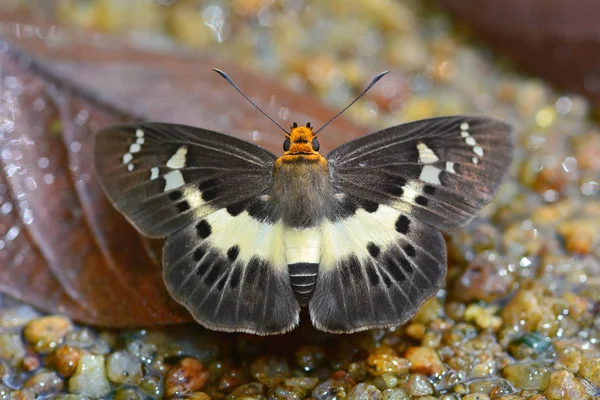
[283,138,291,151]
[312,138,320,151]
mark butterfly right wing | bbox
[94,123,299,334]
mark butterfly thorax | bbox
[271,125,335,228]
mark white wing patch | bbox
[121,128,145,171]
[460,122,484,164]
[202,210,286,272]
[419,165,442,185]
[320,205,403,271]
[167,146,188,169]
[417,142,439,164]
[164,170,185,191]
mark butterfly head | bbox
[283,122,320,154]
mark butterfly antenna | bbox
[212,68,289,134]
[314,70,390,135]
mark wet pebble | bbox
[402,373,434,396]
[347,382,382,399]
[267,384,306,399]
[106,350,143,384]
[165,357,209,397]
[0,332,26,366]
[366,347,410,376]
[0,305,40,328]
[68,354,111,397]
[578,357,600,388]
[54,345,81,377]
[404,346,446,376]
[502,363,551,390]
[381,388,410,400]
[22,370,64,395]
[227,382,266,399]
[250,356,290,388]
[544,370,591,400]
[452,255,514,303]
[284,376,320,390]
[312,379,352,400]
[23,316,73,353]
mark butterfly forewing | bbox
[326,116,514,231]
[94,122,300,334]
[94,123,277,238]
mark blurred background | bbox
[0,1,599,399]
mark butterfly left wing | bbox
[309,115,513,333]
[94,123,300,334]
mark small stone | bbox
[23,316,73,353]
[54,346,81,377]
[544,370,591,400]
[412,298,443,323]
[23,370,64,395]
[284,377,320,390]
[106,350,143,384]
[402,373,433,396]
[8,389,36,400]
[452,256,514,303]
[268,384,306,400]
[557,220,598,255]
[113,388,142,400]
[578,358,600,388]
[502,363,551,390]
[295,345,326,371]
[165,357,209,397]
[22,349,41,372]
[139,375,163,397]
[470,360,498,379]
[382,388,410,400]
[228,382,266,398]
[218,367,248,392]
[68,354,111,397]
[463,395,491,400]
[404,323,426,341]
[186,393,211,400]
[464,304,503,331]
[367,347,410,376]
[404,346,446,376]
[250,356,290,388]
[312,379,353,400]
[347,383,382,400]
[0,332,26,366]
[508,333,554,360]
[0,305,40,328]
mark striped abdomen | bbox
[285,229,320,305]
[288,262,319,305]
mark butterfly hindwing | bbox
[94,122,277,238]
[163,209,300,334]
[326,116,514,231]
[309,204,446,333]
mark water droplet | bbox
[0,202,12,214]
[43,174,55,185]
[555,96,572,114]
[278,107,290,121]
[5,226,20,241]
[74,109,89,126]
[581,181,599,196]
[70,142,82,153]
[38,157,50,169]
[33,98,46,112]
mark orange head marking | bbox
[283,122,320,155]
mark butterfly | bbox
[94,69,514,335]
